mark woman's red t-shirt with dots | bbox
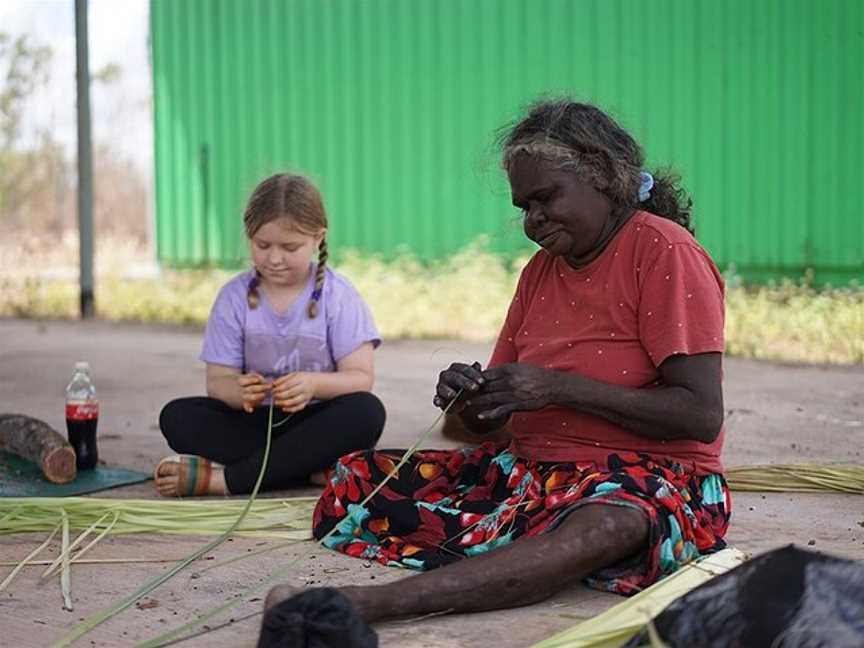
[489,211,726,475]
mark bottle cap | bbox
[75,361,90,371]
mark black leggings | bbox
[159,392,386,494]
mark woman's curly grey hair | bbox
[501,99,693,234]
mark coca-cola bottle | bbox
[65,361,99,470]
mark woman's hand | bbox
[238,372,271,413]
[272,372,320,413]
[433,362,485,411]
[467,363,558,420]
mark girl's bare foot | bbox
[154,455,228,497]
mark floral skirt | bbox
[312,442,731,594]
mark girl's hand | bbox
[466,363,557,420]
[433,362,485,411]
[272,372,319,413]
[238,372,271,413]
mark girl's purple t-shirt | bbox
[201,266,380,378]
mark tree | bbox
[0,31,147,243]
[0,33,52,150]
[0,32,57,225]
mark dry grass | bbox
[1,233,861,364]
[725,275,863,365]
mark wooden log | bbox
[0,414,77,484]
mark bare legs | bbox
[266,503,647,622]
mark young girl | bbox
[155,173,385,496]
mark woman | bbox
[267,99,730,622]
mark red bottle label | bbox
[66,401,99,420]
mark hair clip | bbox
[638,172,654,202]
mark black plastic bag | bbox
[257,587,378,648]
[625,545,864,648]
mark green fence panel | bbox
[151,0,864,284]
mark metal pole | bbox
[75,0,94,318]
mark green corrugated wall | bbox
[151,0,864,284]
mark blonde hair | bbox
[243,173,329,318]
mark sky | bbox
[0,0,152,177]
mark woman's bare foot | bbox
[264,584,300,611]
[308,471,329,486]
[265,583,383,623]
[154,455,228,497]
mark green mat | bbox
[0,451,151,497]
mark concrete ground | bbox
[1,318,862,647]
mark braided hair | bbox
[501,99,693,234]
[308,236,327,318]
[243,173,329,318]
[247,270,262,309]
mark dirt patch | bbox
[0,319,861,647]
